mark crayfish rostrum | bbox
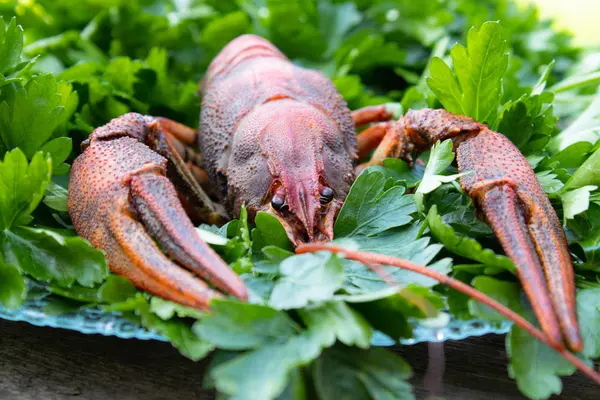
[68,35,582,352]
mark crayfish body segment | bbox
[68,35,581,351]
[198,35,356,244]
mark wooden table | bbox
[0,320,596,399]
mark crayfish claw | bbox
[69,114,247,310]
[458,127,582,352]
[479,184,564,348]
[354,107,583,351]
[524,199,583,351]
[110,197,221,310]
[130,172,248,300]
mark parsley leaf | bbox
[427,21,508,126]
[558,147,600,219]
[535,170,564,194]
[0,17,23,76]
[298,301,373,349]
[251,211,293,253]
[497,91,556,153]
[210,330,325,400]
[0,75,77,158]
[149,296,206,321]
[549,93,600,152]
[313,346,414,400]
[269,253,345,310]
[98,275,137,304]
[343,286,443,340]
[334,169,416,237]
[2,227,108,287]
[415,139,469,211]
[468,276,522,322]
[46,274,136,305]
[507,321,576,400]
[40,137,72,175]
[325,166,450,294]
[0,149,51,229]
[562,146,600,190]
[106,294,213,361]
[577,288,600,359]
[0,260,26,309]
[193,300,299,350]
[427,205,516,271]
[561,185,597,220]
[43,181,69,212]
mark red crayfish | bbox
[68,35,582,352]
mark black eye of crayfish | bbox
[320,187,334,204]
[271,194,285,210]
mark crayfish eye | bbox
[271,194,285,210]
[320,187,334,204]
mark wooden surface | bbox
[0,319,597,400]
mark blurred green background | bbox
[521,0,598,46]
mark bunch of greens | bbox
[0,1,599,399]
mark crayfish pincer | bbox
[68,34,582,352]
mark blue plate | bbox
[0,296,512,346]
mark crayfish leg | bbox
[352,105,394,127]
[353,105,398,163]
[147,119,226,225]
[356,123,390,161]
[157,117,198,145]
[355,120,410,174]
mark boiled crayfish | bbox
[68,35,582,352]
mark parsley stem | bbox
[296,243,600,386]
